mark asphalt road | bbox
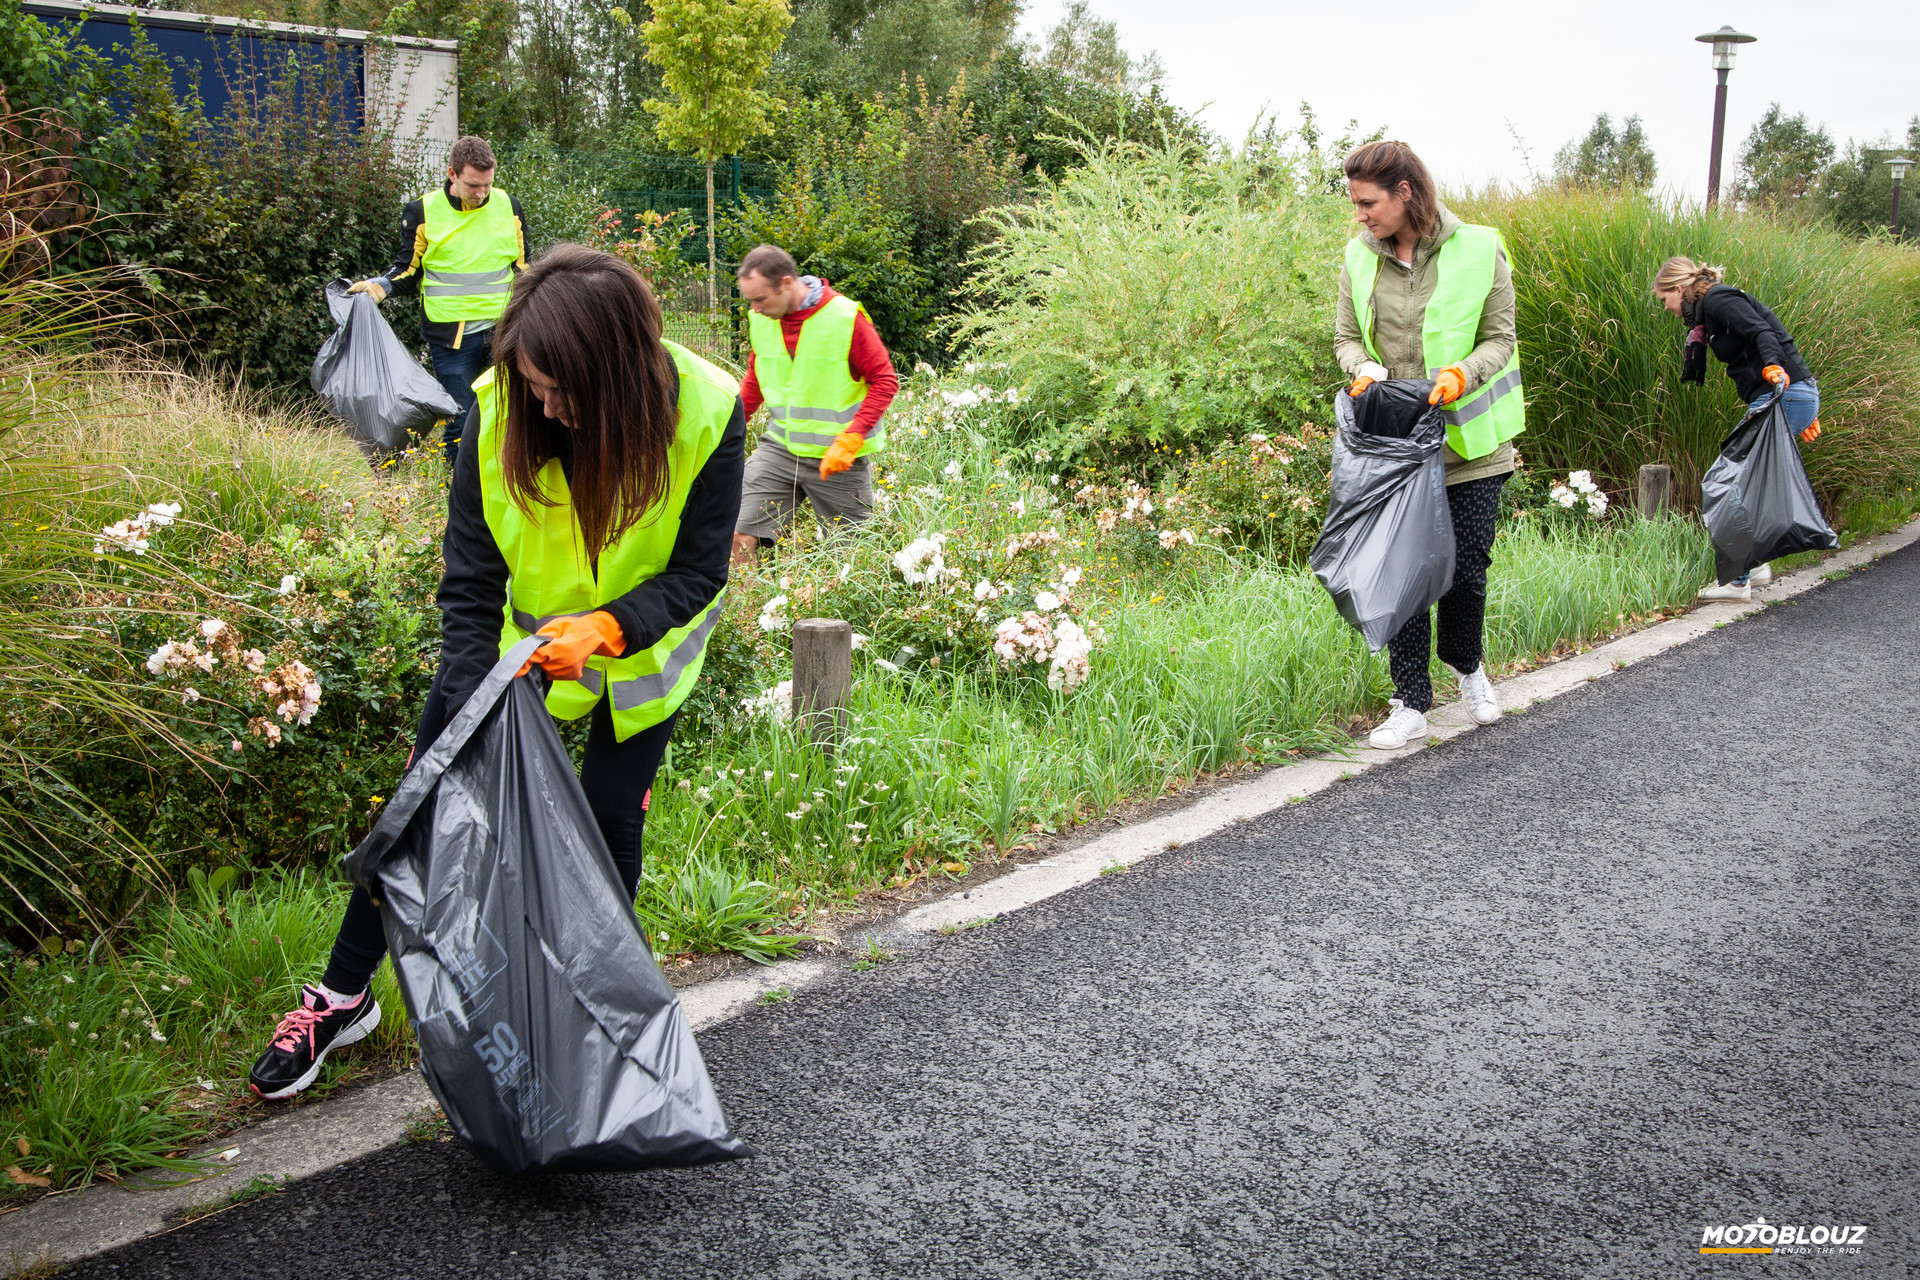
[68,547,1920,1279]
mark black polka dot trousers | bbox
[1387,472,1508,712]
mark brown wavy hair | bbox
[1343,140,1441,240]
[489,243,679,561]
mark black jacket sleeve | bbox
[380,197,427,298]
[433,401,512,721]
[599,399,746,651]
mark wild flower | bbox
[1551,471,1609,518]
[182,687,201,705]
[93,501,183,556]
[758,595,790,632]
[1157,528,1197,549]
[872,658,902,674]
[1048,618,1094,691]
[1034,591,1062,612]
[1008,498,1027,518]
[892,535,952,585]
[993,612,1056,665]
[943,460,963,478]
[1004,529,1062,558]
[742,680,793,724]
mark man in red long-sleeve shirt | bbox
[731,244,898,566]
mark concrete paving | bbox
[40,539,1920,1278]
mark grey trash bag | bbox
[1701,392,1838,585]
[310,278,460,451]
[345,635,752,1174]
[1309,381,1456,652]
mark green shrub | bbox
[951,132,1350,470]
[1455,189,1920,511]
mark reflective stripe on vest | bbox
[748,294,886,459]
[420,188,521,324]
[476,338,739,740]
[1344,224,1525,461]
[511,593,726,712]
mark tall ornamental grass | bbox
[952,133,1351,470]
[1457,189,1920,508]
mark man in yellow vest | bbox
[731,244,898,565]
[347,134,528,466]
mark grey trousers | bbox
[736,436,873,540]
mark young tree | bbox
[1732,103,1835,213]
[1821,116,1920,239]
[643,0,793,308]
[1040,0,1163,93]
[1551,113,1657,191]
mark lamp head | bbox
[1696,25,1757,71]
[1890,156,1917,184]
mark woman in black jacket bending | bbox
[1653,256,1821,603]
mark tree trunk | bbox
[704,156,717,313]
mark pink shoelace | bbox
[270,994,344,1052]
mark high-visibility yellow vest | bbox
[747,294,885,458]
[475,340,736,740]
[420,188,522,325]
[1345,225,1525,461]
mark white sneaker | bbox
[1368,700,1429,749]
[1451,664,1501,725]
[1749,563,1772,588]
[1697,581,1751,603]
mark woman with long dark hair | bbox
[1653,255,1821,603]
[248,244,745,1099]
[1335,140,1526,749]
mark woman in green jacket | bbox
[1334,140,1526,750]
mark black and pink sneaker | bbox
[248,985,381,1100]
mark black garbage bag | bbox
[345,636,752,1174]
[310,278,460,452]
[1701,392,1838,585]
[1309,381,1456,651]
[1348,375,1435,439]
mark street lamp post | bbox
[1890,156,1916,239]
[1697,25,1757,209]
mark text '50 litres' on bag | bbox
[345,636,752,1174]
[310,278,460,452]
[1310,381,1456,652]
[1700,393,1839,585]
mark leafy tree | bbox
[775,0,1016,99]
[1733,103,1835,213]
[1038,0,1162,93]
[1551,113,1657,191]
[643,0,793,307]
[1821,116,1920,240]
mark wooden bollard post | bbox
[1637,464,1673,517]
[791,618,851,752]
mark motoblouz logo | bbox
[1700,1216,1867,1255]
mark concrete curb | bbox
[8,517,1916,1272]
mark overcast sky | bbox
[1018,0,1919,200]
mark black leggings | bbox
[321,676,677,996]
[1387,473,1507,713]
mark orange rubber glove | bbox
[1348,375,1377,398]
[818,431,863,479]
[1428,366,1467,407]
[1799,418,1822,445]
[517,611,625,681]
[1762,364,1789,389]
[345,278,388,303]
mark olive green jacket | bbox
[1334,205,1517,485]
